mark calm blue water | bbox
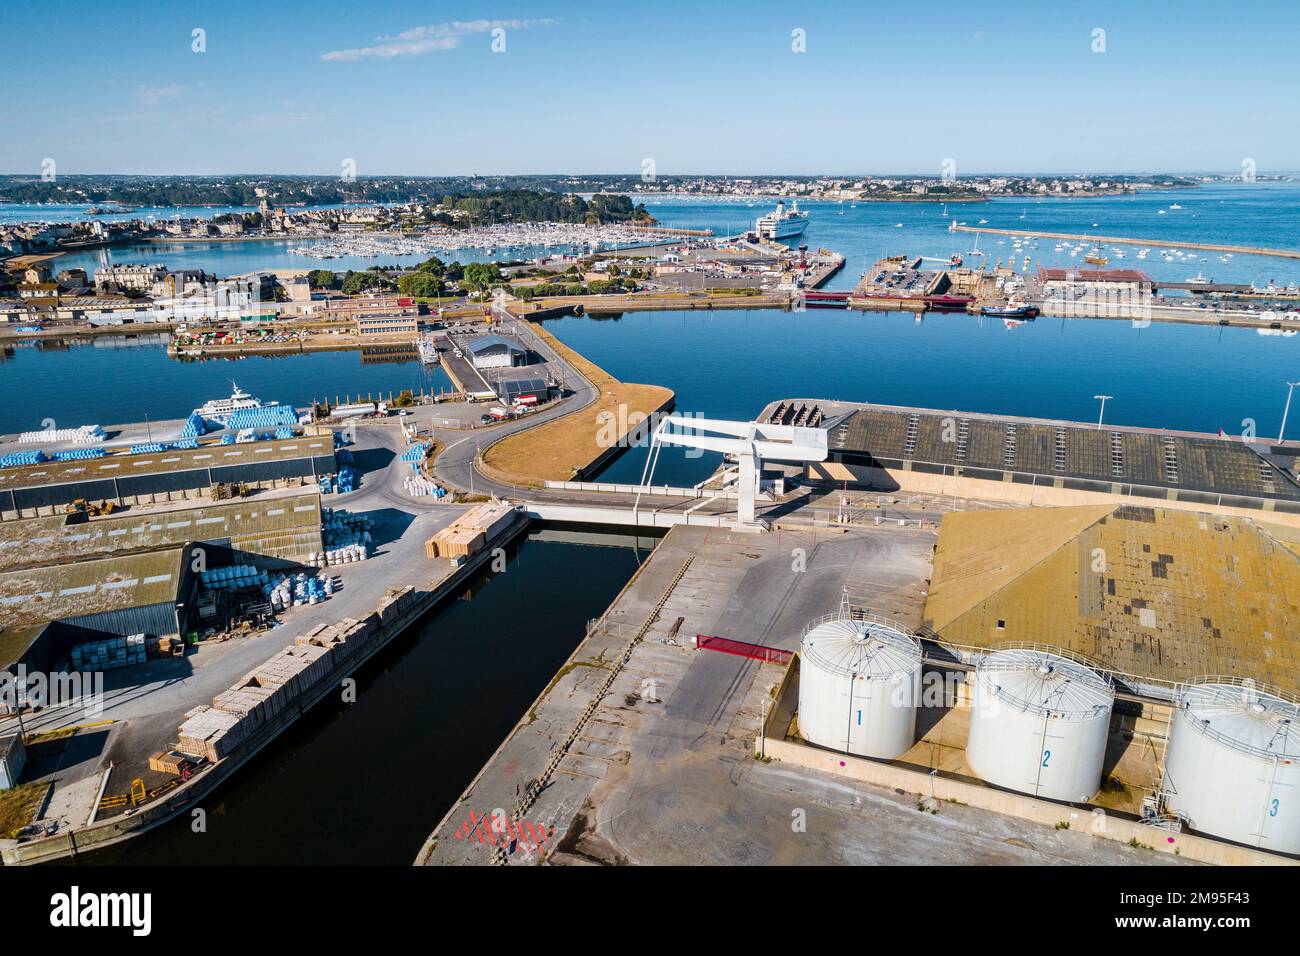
[545,308,1300,487]
[636,182,1300,290]
[0,339,452,432]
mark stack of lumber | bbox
[177,707,245,762]
[148,750,191,774]
[426,503,516,558]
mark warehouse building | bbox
[1037,266,1155,295]
[0,545,194,636]
[496,377,553,407]
[466,335,527,369]
[355,313,419,337]
[0,435,336,518]
[0,493,323,572]
[810,402,1300,521]
[923,504,1300,692]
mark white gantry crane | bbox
[636,414,829,527]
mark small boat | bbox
[1169,203,1183,210]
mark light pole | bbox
[1279,382,1300,443]
[1094,395,1113,429]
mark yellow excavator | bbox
[65,498,116,517]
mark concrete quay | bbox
[0,421,525,865]
[416,522,1176,866]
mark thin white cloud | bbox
[135,84,185,105]
[322,18,556,62]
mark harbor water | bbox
[0,339,454,434]
[80,526,655,865]
[544,307,1300,488]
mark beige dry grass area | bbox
[480,323,672,487]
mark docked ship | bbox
[194,383,277,424]
[416,336,441,365]
[980,301,1039,319]
[755,201,809,241]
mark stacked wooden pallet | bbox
[377,585,416,624]
[148,750,192,774]
[212,674,290,729]
[176,707,245,762]
[425,503,515,558]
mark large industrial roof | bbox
[0,493,321,572]
[831,404,1300,503]
[0,545,186,631]
[924,505,1300,690]
[0,436,333,491]
[466,335,525,354]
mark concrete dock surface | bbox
[419,523,1181,866]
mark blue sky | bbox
[2,0,1296,176]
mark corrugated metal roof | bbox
[833,406,1300,501]
[0,493,321,571]
[0,546,185,630]
[466,335,525,354]
[0,436,332,491]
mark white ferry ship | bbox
[755,201,809,240]
[194,383,277,423]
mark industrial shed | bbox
[0,436,336,516]
[0,493,323,572]
[496,377,552,406]
[466,335,527,369]
[0,544,195,636]
[819,403,1300,517]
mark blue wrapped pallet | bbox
[227,405,297,430]
[0,450,47,468]
[53,447,108,461]
[180,412,208,438]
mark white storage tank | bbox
[967,647,1113,802]
[798,615,922,760]
[1163,679,1300,853]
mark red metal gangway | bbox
[695,634,793,665]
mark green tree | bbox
[398,272,443,297]
[461,262,503,295]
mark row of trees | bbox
[308,255,497,298]
[425,190,652,227]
